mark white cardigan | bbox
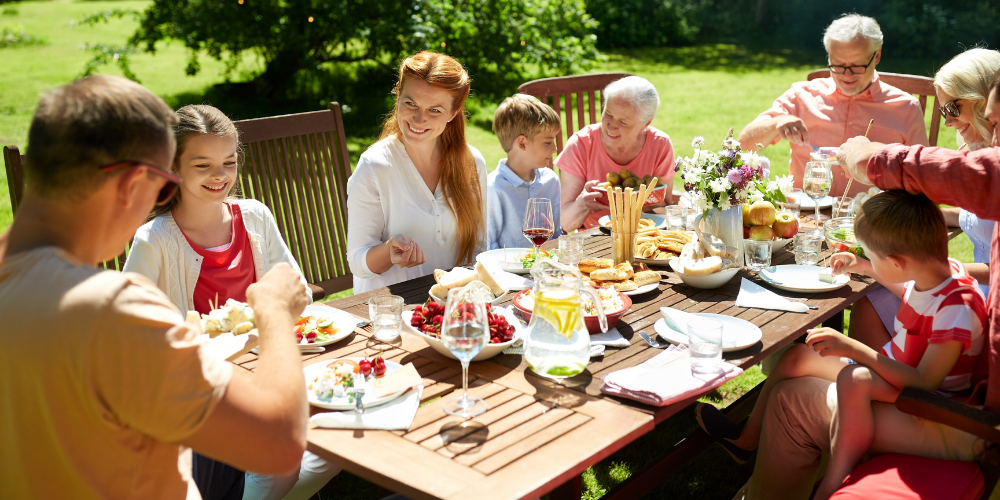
[123,199,309,313]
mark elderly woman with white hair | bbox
[557,76,674,231]
[848,48,1000,351]
[739,13,928,198]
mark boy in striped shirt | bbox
[696,190,986,500]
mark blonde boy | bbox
[487,94,563,249]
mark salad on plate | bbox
[308,359,361,402]
[294,315,340,344]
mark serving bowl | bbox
[509,289,632,334]
[744,237,791,254]
[667,259,740,289]
[428,288,512,306]
[823,217,867,259]
[402,308,520,362]
[593,184,667,207]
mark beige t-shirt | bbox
[0,247,233,499]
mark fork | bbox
[637,330,669,349]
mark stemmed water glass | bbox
[522,198,554,261]
[803,160,833,220]
[441,287,489,417]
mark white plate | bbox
[653,315,763,352]
[304,357,407,410]
[799,196,835,209]
[475,249,538,287]
[622,282,659,296]
[759,265,850,293]
[298,305,358,347]
[598,213,667,230]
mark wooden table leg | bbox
[549,475,582,500]
[824,309,845,333]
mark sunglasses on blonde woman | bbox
[939,99,963,119]
[100,161,182,205]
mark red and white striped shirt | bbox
[882,259,987,393]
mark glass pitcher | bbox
[523,257,608,379]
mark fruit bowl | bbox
[745,238,791,254]
[667,259,740,289]
[402,308,521,362]
[593,184,668,207]
[510,289,632,334]
[824,217,867,259]
[429,288,511,306]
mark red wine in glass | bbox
[523,228,554,247]
[522,198,555,261]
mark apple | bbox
[749,225,774,241]
[743,227,750,239]
[771,212,800,239]
[742,203,753,228]
[748,200,777,226]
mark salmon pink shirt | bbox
[556,123,675,228]
[757,72,928,197]
[182,202,257,315]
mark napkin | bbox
[600,344,743,407]
[735,278,809,313]
[310,386,423,430]
[659,306,696,336]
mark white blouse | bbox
[346,135,487,293]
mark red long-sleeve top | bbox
[868,144,1000,411]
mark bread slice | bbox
[683,256,723,277]
[433,267,478,289]
[578,258,613,274]
[474,261,506,297]
[698,232,726,258]
[633,270,660,286]
[590,268,629,281]
[614,262,635,279]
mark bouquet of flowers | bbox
[674,128,793,214]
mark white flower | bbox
[718,196,732,211]
[691,136,705,148]
[777,175,794,196]
[766,180,779,193]
[723,138,740,150]
[709,177,731,193]
[692,191,709,212]
[685,169,702,183]
[749,191,765,203]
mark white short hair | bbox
[603,76,659,123]
[823,14,883,53]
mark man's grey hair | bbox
[603,76,660,123]
[823,14,884,53]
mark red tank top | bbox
[183,202,257,315]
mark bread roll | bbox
[578,258,613,274]
[590,268,628,281]
[430,283,449,299]
[633,270,660,286]
[614,262,635,279]
[613,280,638,292]
[474,261,505,297]
[434,267,478,289]
[683,256,723,276]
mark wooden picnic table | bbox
[229,214,963,500]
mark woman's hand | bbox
[577,180,606,212]
[830,251,872,276]
[387,235,425,269]
[805,327,859,359]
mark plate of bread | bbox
[634,227,697,265]
[429,263,511,305]
[598,213,666,232]
[666,232,742,289]
[578,258,661,295]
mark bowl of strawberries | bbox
[402,300,521,361]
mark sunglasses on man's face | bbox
[100,161,182,205]
[939,99,964,119]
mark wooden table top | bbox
[230,219,962,500]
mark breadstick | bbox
[608,187,618,233]
[615,187,625,234]
[635,183,648,229]
[624,187,634,234]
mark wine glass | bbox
[441,287,489,418]
[522,198,554,261]
[803,160,833,221]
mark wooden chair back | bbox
[234,102,353,296]
[807,69,942,146]
[3,144,126,270]
[518,72,633,153]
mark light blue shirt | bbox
[486,160,562,250]
[959,209,994,297]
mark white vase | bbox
[699,205,744,264]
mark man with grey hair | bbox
[738,13,928,198]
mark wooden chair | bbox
[3,145,127,270]
[807,69,943,147]
[234,102,354,300]
[518,72,632,153]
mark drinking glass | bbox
[686,207,700,231]
[783,188,803,217]
[666,206,687,231]
[803,160,833,221]
[441,287,489,417]
[369,295,403,342]
[688,319,724,379]
[522,198,555,261]
[836,196,854,218]
[793,232,824,266]
[558,233,585,267]
[744,240,771,273]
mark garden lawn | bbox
[0,2,975,498]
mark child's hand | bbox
[387,235,425,269]
[830,252,871,276]
[805,327,858,359]
[578,180,605,212]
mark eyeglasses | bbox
[939,99,964,119]
[100,161,181,205]
[828,51,878,75]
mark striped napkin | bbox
[600,344,743,407]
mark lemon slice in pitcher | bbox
[533,289,582,339]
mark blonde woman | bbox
[848,48,1000,351]
[347,52,487,293]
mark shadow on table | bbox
[523,370,590,409]
[439,420,490,455]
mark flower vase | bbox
[701,205,744,264]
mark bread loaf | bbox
[433,267,478,289]
[590,268,629,281]
[578,258,613,274]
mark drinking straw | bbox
[833,119,874,218]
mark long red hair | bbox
[379,52,483,266]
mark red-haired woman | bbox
[347,52,487,292]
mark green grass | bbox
[0,4,979,499]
